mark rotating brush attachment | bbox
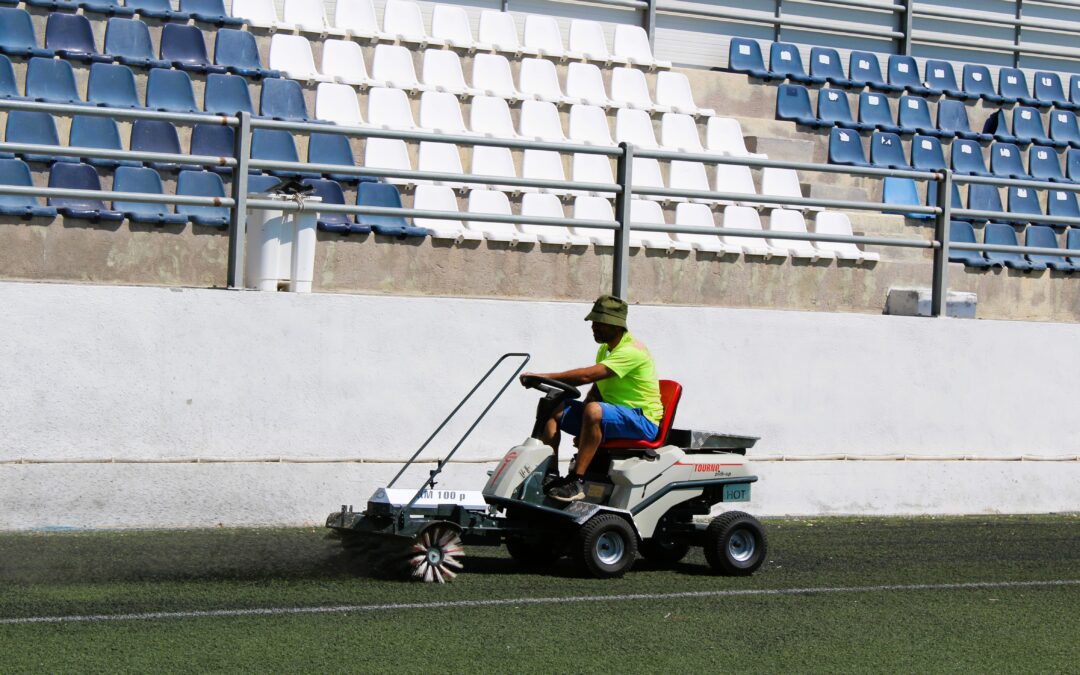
[408,526,464,583]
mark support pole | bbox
[901,0,913,55]
[1014,0,1023,68]
[644,0,657,50]
[227,111,251,290]
[930,169,953,317]
[612,142,634,300]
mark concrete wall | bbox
[1,281,1077,530]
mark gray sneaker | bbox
[546,477,585,503]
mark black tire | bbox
[640,537,692,566]
[575,514,638,579]
[505,537,563,568]
[704,511,767,576]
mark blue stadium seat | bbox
[130,119,185,171]
[870,131,908,169]
[87,63,140,108]
[848,51,899,92]
[203,73,254,116]
[1032,71,1067,109]
[126,0,190,22]
[214,29,280,79]
[259,77,310,121]
[0,158,57,218]
[4,111,71,163]
[0,54,21,99]
[775,83,817,126]
[189,124,234,174]
[1069,149,1080,181]
[827,127,868,166]
[25,57,82,104]
[948,220,991,268]
[104,18,169,69]
[160,23,227,74]
[923,60,967,99]
[888,55,937,96]
[937,100,990,141]
[181,0,244,26]
[857,92,901,134]
[927,181,963,216]
[1029,145,1065,183]
[911,135,947,171]
[308,133,367,183]
[1025,225,1073,271]
[998,68,1038,106]
[175,169,228,227]
[47,162,124,222]
[1007,185,1042,222]
[728,38,773,80]
[303,178,370,234]
[246,173,280,194]
[1067,228,1080,267]
[251,129,319,178]
[1048,189,1080,221]
[44,12,112,64]
[24,0,80,9]
[961,64,1004,104]
[1071,75,1080,109]
[1049,110,1080,149]
[990,143,1028,180]
[950,139,990,176]
[968,184,1004,221]
[145,68,199,113]
[984,222,1035,270]
[882,176,933,220]
[1012,106,1059,148]
[0,8,52,59]
[982,109,1019,145]
[69,115,138,169]
[357,182,428,237]
[809,47,853,88]
[897,96,941,137]
[112,166,189,225]
[80,0,136,17]
[816,88,862,129]
[769,42,821,85]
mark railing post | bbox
[613,141,634,300]
[227,111,251,290]
[1014,0,1023,68]
[644,0,657,50]
[930,169,952,317]
[901,0,914,55]
[774,0,783,42]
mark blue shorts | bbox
[559,400,660,442]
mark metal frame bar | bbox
[228,112,252,290]
[613,142,634,298]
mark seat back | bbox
[321,39,367,85]
[183,0,232,22]
[88,63,139,108]
[477,9,521,52]
[729,37,766,75]
[69,116,126,163]
[419,90,468,133]
[923,59,959,92]
[308,132,356,171]
[176,169,228,222]
[113,166,169,217]
[661,113,704,153]
[214,28,264,72]
[472,52,517,98]
[45,13,100,56]
[950,139,988,175]
[948,220,988,266]
[1049,110,1080,146]
[614,25,658,65]
[0,54,17,99]
[0,8,39,54]
[984,223,1024,265]
[937,99,973,135]
[816,88,853,125]
[1071,75,1080,106]
[431,4,473,46]
[334,0,379,36]
[1012,106,1049,144]
[828,127,867,166]
[304,178,352,230]
[599,380,683,450]
[769,41,807,79]
[1048,189,1080,218]
[1034,72,1066,106]
[204,73,253,115]
[231,0,279,24]
[0,158,41,208]
[523,14,567,56]
[775,83,813,123]
[519,57,563,102]
[990,142,1027,179]
[371,43,420,88]
[707,116,750,155]
[871,132,909,169]
[1025,225,1066,266]
[1007,186,1042,220]
[859,92,895,128]
[911,135,946,171]
[887,54,921,89]
[283,0,329,31]
[358,181,409,229]
[251,128,299,162]
[898,96,933,130]
[161,23,211,67]
[26,57,80,104]
[656,71,699,111]
[146,68,197,112]
[610,66,654,108]
[422,48,468,92]
[268,33,318,78]
[1029,145,1064,182]
[190,123,235,160]
[998,67,1030,101]
[568,19,610,60]
[848,51,885,88]
[130,119,182,156]
[260,77,309,121]
[383,0,428,42]
[1068,149,1080,180]
[367,86,415,129]
[962,64,996,98]
[968,183,1004,218]
[6,110,59,147]
[48,162,107,209]
[882,176,926,219]
[810,46,844,82]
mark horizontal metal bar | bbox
[0,143,237,169]
[952,174,1080,193]
[912,4,1020,27]
[629,220,936,248]
[546,0,648,9]
[788,0,903,12]
[655,1,903,38]
[637,185,941,214]
[0,99,238,127]
[951,208,1080,228]
[0,184,235,207]
[951,241,1080,256]
[248,118,623,156]
[635,147,940,181]
[912,29,1080,60]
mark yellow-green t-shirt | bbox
[595,332,663,424]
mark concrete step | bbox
[746,135,815,164]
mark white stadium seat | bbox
[432,5,490,51]
[421,49,479,96]
[478,10,537,57]
[569,104,614,146]
[520,192,589,247]
[612,25,671,69]
[314,83,364,126]
[721,206,787,257]
[707,117,761,157]
[418,141,468,188]
[767,209,833,260]
[615,108,658,148]
[470,96,519,138]
[523,14,583,61]
[762,168,818,211]
[568,19,617,65]
[656,71,715,117]
[371,44,428,92]
[672,202,735,254]
[714,164,758,206]
[610,67,670,113]
[413,185,482,242]
[630,199,691,251]
[572,152,616,196]
[268,34,329,82]
[471,53,524,101]
[321,40,377,88]
[382,0,444,47]
[668,161,710,202]
[565,62,619,109]
[232,0,294,31]
[571,196,623,246]
[519,100,567,141]
[363,138,413,185]
[282,0,344,35]
[470,145,519,192]
[367,87,418,130]
[519,58,580,106]
[419,91,471,135]
[660,113,704,151]
[522,149,569,194]
[466,189,537,245]
[813,211,880,262]
[333,0,383,39]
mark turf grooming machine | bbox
[326,353,767,582]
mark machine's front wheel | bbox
[575,514,638,579]
[406,524,465,583]
[704,511,767,576]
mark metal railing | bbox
[3,97,1080,317]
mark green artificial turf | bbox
[1,515,1077,673]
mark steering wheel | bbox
[520,375,581,400]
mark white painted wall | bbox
[1,281,1077,529]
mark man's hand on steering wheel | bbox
[519,373,582,400]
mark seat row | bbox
[234,0,669,70]
[949,220,1080,272]
[13,0,240,25]
[731,37,1080,109]
[268,36,710,116]
[884,172,1080,223]
[829,130,1080,183]
[0,11,279,78]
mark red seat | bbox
[599,379,682,450]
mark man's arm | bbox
[521,364,614,387]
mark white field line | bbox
[2,579,1078,626]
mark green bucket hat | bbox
[585,295,628,328]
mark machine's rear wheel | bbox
[704,511,767,576]
[640,537,691,566]
[406,524,464,583]
[575,514,638,579]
